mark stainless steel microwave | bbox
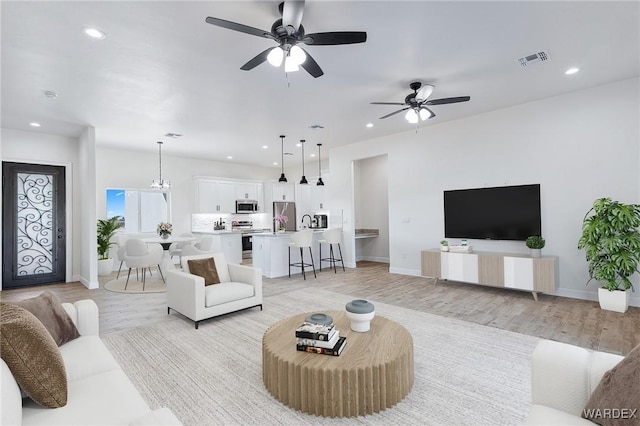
[236,200,258,214]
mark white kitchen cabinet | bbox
[311,185,327,211]
[196,179,236,213]
[236,183,258,201]
[272,183,295,202]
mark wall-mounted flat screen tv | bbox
[444,184,541,241]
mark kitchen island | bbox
[252,231,325,278]
[192,231,242,264]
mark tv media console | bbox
[420,249,558,301]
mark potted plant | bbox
[440,240,449,252]
[97,216,122,276]
[525,236,545,258]
[577,198,640,313]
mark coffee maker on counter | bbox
[313,214,328,229]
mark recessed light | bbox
[310,154,316,157]
[366,123,373,128]
[565,67,579,75]
[273,162,278,166]
[82,26,106,39]
[262,145,268,149]
[227,156,233,160]
[30,122,41,127]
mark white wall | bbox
[1,128,82,288]
[330,77,640,306]
[354,155,390,263]
[79,127,98,288]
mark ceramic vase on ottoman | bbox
[345,299,375,332]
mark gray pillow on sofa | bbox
[582,343,640,425]
[12,290,80,346]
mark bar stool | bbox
[288,229,316,280]
[318,228,345,273]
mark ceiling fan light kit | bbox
[205,1,367,78]
[372,81,470,123]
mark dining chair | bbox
[123,239,165,290]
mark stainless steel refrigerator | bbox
[273,202,296,231]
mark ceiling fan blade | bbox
[299,47,324,78]
[379,107,409,120]
[370,102,406,106]
[415,84,435,102]
[302,31,367,46]
[240,47,273,71]
[205,16,275,40]
[425,96,471,105]
[282,0,305,33]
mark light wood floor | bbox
[1,261,638,355]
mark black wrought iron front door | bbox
[2,162,66,288]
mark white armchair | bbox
[526,340,623,425]
[166,253,262,329]
[123,239,165,291]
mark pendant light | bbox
[151,141,170,189]
[299,139,308,184]
[278,135,287,182]
[316,143,324,186]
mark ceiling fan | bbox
[205,0,367,78]
[371,81,470,123]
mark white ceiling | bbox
[2,1,638,168]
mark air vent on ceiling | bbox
[309,124,324,130]
[164,132,183,138]
[517,50,550,68]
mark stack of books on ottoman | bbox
[295,316,347,356]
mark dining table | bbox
[140,235,197,270]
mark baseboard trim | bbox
[355,256,389,263]
[543,287,638,308]
[76,275,99,290]
[389,267,422,277]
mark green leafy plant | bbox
[525,236,545,249]
[577,198,640,291]
[440,240,448,246]
[97,216,122,260]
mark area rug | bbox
[103,274,166,294]
[102,288,539,425]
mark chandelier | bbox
[151,141,170,190]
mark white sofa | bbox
[0,300,181,426]
[526,340,624,425]
[166,253,263,329]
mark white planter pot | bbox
[530,248,541,258]
[98,258,114,276]
[598,287,629,313]
[441,246,449,252]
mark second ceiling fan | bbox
[371,81,470,123]
[205,0,367,78]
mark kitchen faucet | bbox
[301,214,312,229]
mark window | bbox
[106,189,171,233]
